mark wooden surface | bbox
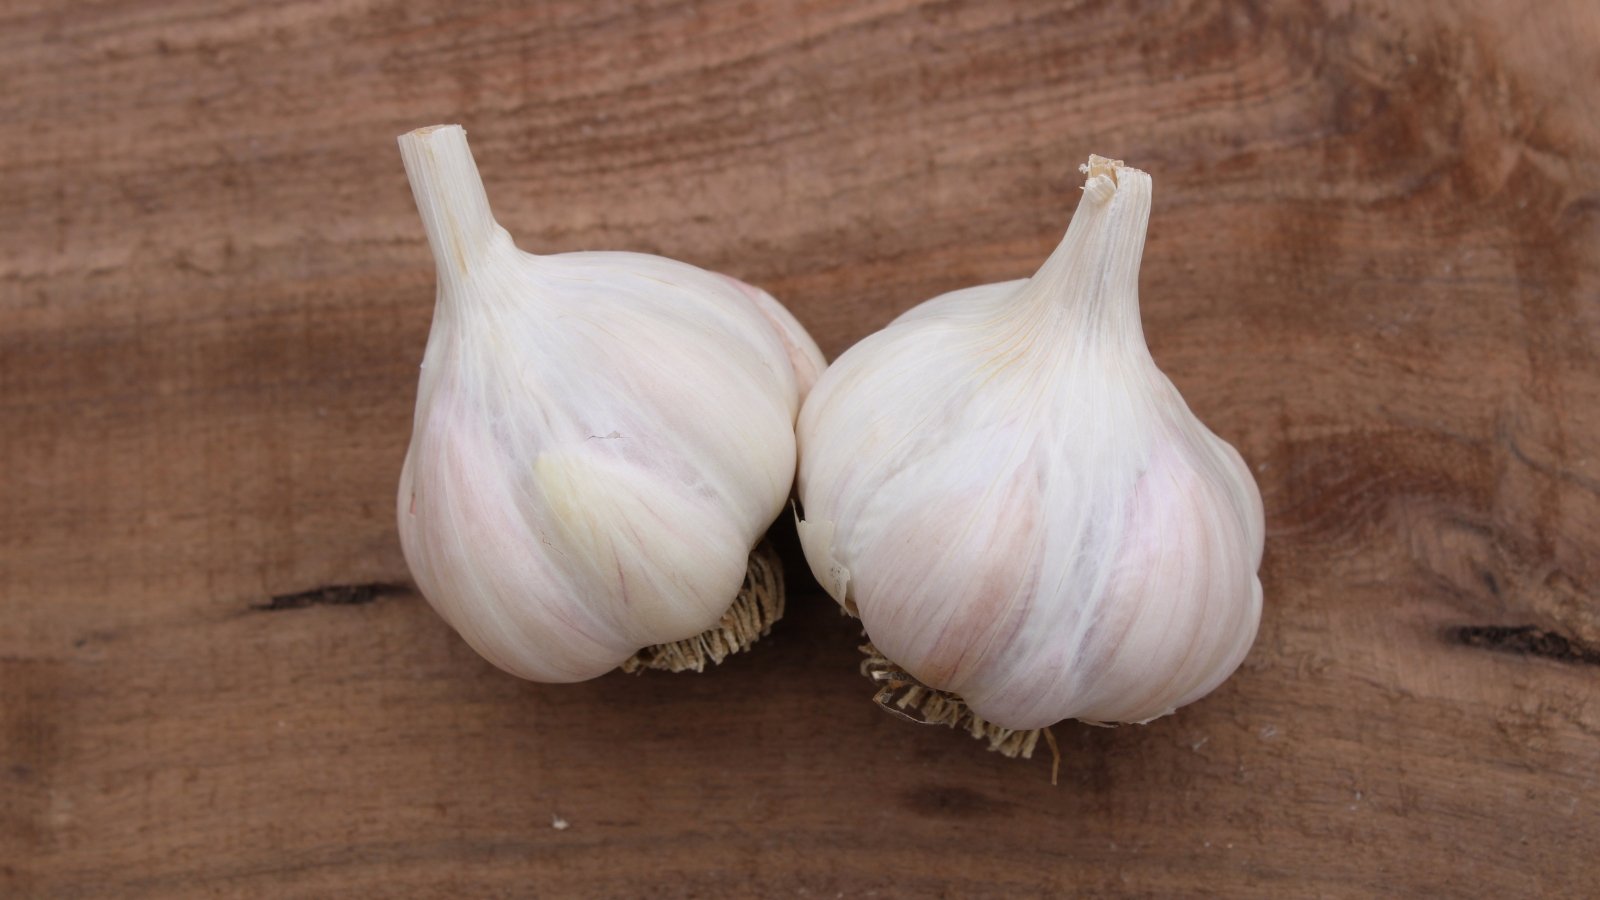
[3,0,1598,896]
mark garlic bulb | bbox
[396,125,824,682]
[796,156,1263,733]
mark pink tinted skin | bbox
[852,440,1045,691]
[958,433,1262,729]
[400,384,632,683]
[719,274,827,400]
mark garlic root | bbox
[860,642,1061,783]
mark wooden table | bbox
[4,1,1597,895]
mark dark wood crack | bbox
[252,583,407,612]
[1449,624,1600,667]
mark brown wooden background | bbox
[4,0,1598,896]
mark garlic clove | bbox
[796,156,1264,736]
[396,125,823,682]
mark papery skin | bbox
[796,158,1264,731]
[396,126,824,682]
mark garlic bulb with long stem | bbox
[397,125,824,682]
[796,156,1263,738]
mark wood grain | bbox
[3,0,1598,896]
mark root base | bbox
[860,642,1060,782]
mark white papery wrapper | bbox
[797,157,1264,731]
[397,126,823,682]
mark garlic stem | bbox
[1019,156,1152,350]
[397,125,509,291]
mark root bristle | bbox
[621,543,784,674]
[860,642,1061,781]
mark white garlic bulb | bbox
[396,125,824,683]
[796,156,1264,732]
